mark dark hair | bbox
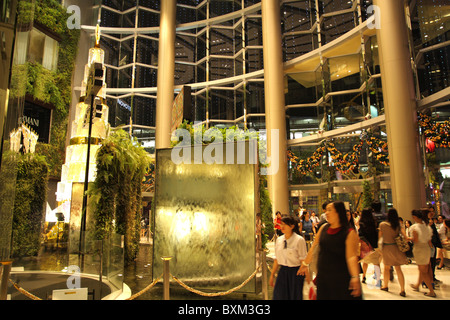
[281,215,300,235]
[371,200,382,212]
[387,208,400,231]
[360,207,376,229]
[330,201,349,229]
[322,201,330,210]
[301,211,310,221]
[412,209,429,224]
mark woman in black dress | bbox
[299,201,362,300]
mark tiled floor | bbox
[361,263,450,300]
[266,241,450,300]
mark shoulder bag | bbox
[394,233,410,253]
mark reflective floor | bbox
[361,263,450,300]
[123,238,450,300]
[8,238,448,300]
[265,241,450,300]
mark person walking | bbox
[437,216,447,269]
[379,208,408,297]
[424,207,442,284]
[441,219,450,251]
[372,200,386,227]
[274,211,282,237]
[310,211,319,232]
[299,211,315,241]
[359,208,382,287]
[299,201,362,300]
[269,215,307,300]
[409,210,436,298]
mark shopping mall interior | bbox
[0,0,449,302]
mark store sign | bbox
[20,101,52,143]
[22,115,39,127]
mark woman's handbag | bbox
[395,233,410,252]
[359,237,373,260]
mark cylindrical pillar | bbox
[161,256,172,300]
[155,0,176,149]
[373,0,426,219]
[261,0,290,217]
[0,261,13,300]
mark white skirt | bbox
[413,243,431,265]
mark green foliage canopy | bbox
[90,130,150,264]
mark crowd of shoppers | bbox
[270,201,450,300]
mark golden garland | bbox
[418,112,450,148]
[289,112,450,175]
[288,132,389,175]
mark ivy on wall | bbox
[10,0,81,178]
[11,153,48,257]
[259,175,274,249]
[89,130,150,264]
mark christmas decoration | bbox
[418,112,450,149]
[289,113,450,176]
[288,131,389,175]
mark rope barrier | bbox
[266,262,273,274]
[8,279,43,300]
[125,273,163,300]
[170,263,262,297]
[7,249,274,300]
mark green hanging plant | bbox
[260,175,274,249]
[90,130,150,264]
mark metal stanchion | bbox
[0,261,13,300]
[261,249,268,300]
[161,256,172,300]
[99,240,103,300]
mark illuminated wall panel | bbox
[153,140,259,293]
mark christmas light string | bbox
[289,112,450,175]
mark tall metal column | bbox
[373,0,426,219]
[155,0,176,149]
[261,0,290,216]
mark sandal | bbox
[400,291,406,297]
[380,287,389,292]
[424,292,436,298]
[410,284,419,292]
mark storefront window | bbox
[0,0,12,23]
[13,27,59,71]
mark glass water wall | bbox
[153,141,259,293]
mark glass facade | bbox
[98,1,376,143]
[92,0,449,211]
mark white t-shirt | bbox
[274,233,307,267]
[410,222,432,244]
